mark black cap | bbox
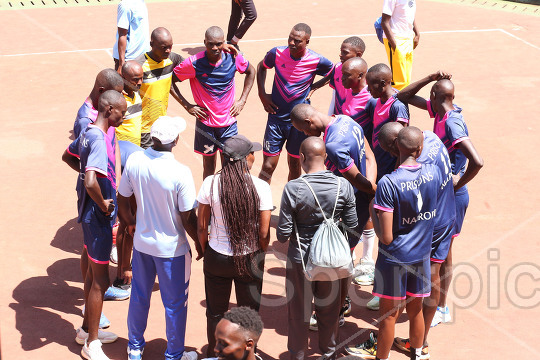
[222,134,262,161]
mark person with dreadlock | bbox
[196,134,273,357]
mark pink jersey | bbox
[328,63,349,115]
[342,85,373,136]
[174,51,249,128]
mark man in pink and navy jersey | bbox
[62,91,127,360]
[378,121,456,358]
[257,23,333,183]
[308,36,365,115]
[341,57,375,144]
[365,63,409,181]
[173,26,255,179]
[396,73,483,327]
[368,126,441,360]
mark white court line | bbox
[4,28,537,57]
[498,28,540,51]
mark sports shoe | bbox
[393,337,411,352]
[81,339,110,360]
[344,331,377,359]
[431,306,451,327]
[309,313,318,331]
[341,295,352,317]
[82,306,111,329]
[366,296,380,311]
[181,350,198,360]
[353,260,375,285]
[309,313,346,331]
[75,327,118,345]
[394,338,430,359]
[110,245,118,264]
[103,285,130,301]
[127,347,143,360]
[112,277,132,292]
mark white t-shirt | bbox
[118,148,197,258]
[112,0,150,60]
[197,174,273,256]
[382,0,416,40]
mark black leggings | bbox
[203,246,265,356]
[227,0,257,41]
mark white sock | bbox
[232,36,240,43]
[361,228,376,263]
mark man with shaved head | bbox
[277,136,358,360]
[111,60,145,294]
[346,126,442,360]
[71,68,130,313]
[363,120,456,358]
[396,72,483,331]
[365,63,410,180]
[62,90,127,360]
[308,36,366,115]
[257,23,333,183]
[112,0,149,72]
[135,27,184,149]
[173,25,255,179]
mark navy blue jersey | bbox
[68,125,117,225]
[374,163,441,264]
[417,131,456,229]
[323,115,367,182]
[427,101,470,195]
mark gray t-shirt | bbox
[276,171,358,263]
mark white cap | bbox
[150,116,187,145]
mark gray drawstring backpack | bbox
[294,177,354,281]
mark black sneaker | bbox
[341,295,352,317]
[113,277,131,292]
[227,41,240,51]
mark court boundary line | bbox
[2,28,539,57]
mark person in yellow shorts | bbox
[381,0,420,91]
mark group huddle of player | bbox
[63,17,483,360]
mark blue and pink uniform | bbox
[174,51,250,155]
[67,125,117,264]
[426,101,470,237]
[417,130,456,263]
[324,115,371,245]
[262,46,333,157]
[367,93,409,180]
[328,63,349,115]
[373,163,441,299]
[73,98,117,143]
[342,86,375,144]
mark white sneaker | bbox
[81,339,110,360]
[110,245,118,264]
[181,351,198,360]
[366,296,380,311]
[76,327,118,345]
[353,260,375,285]
[431,306,451,327]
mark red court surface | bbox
[1,0,540,359]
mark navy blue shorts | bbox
[82,209,114,264]
[454,190,469,237]
[348,191,371,248]
[194,121,238,156]
[373,257,431,300]
[119,140,143,172]
[262,119,308,158]
[431,221,455,263]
